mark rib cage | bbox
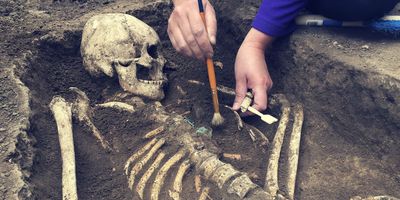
[122,94,305,200]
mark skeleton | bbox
[49,86,303,200]
[48,14,395,200]
[81,13,167,100]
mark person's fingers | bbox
[232,77,248,110]
[187,9,214,58]
[205,2,217,45]
[251,85,268,111]
[178,15,204,59]
[167,18,194,57]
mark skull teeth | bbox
[138,79,165,85]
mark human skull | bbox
[81,13,167,100]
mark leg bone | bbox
[49,96,78,200]
[265,94,291,197]
[286,104,304,200]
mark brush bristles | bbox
[211,112,225,126]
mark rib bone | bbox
[69,87,111,151]
[128,138,165,189]
[265,94,291,197]
[199,187,210,200]
[169,159,191,200]
[96,101,135,113]
[144,126,165,139]
[136,151,166,199]
[286,104,304,200]
[151,148,186,200]
[124,138,158,175]
[49,96,78,200]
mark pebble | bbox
[361,45,369,50]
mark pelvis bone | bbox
[81,13,167,100]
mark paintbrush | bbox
[198,0,224,126]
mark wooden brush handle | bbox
[200,12,220,113]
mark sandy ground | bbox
[0,0,399,199]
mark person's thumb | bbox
[232,78,247,110]
[205,2,217,45]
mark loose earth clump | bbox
[17,2,400,200]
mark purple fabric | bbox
[252,0,307,37]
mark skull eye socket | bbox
[148,45,158,58]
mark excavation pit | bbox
[15,2,400,200]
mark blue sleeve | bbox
[252,0,307,37]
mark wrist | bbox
[242,28,274,51]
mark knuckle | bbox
[193,27,205,37]
[176,44,185,52]
[174,7,184,16]
[187,37,197,47]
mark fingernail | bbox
[210,36,216,45]
[232,103,240,110]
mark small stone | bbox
[361,45,369,50]
[0,128,6,132]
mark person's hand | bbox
[168,0,217,60]
[232,28,274,112]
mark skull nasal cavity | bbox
[137,64,151,80]
[148,45,158,58]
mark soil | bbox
[0,0,399,200]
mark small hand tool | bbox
[240,92,278,124]
[198,0,224,126]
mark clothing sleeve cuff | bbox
[252,16,297,37]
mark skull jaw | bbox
[119,79,166,100]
